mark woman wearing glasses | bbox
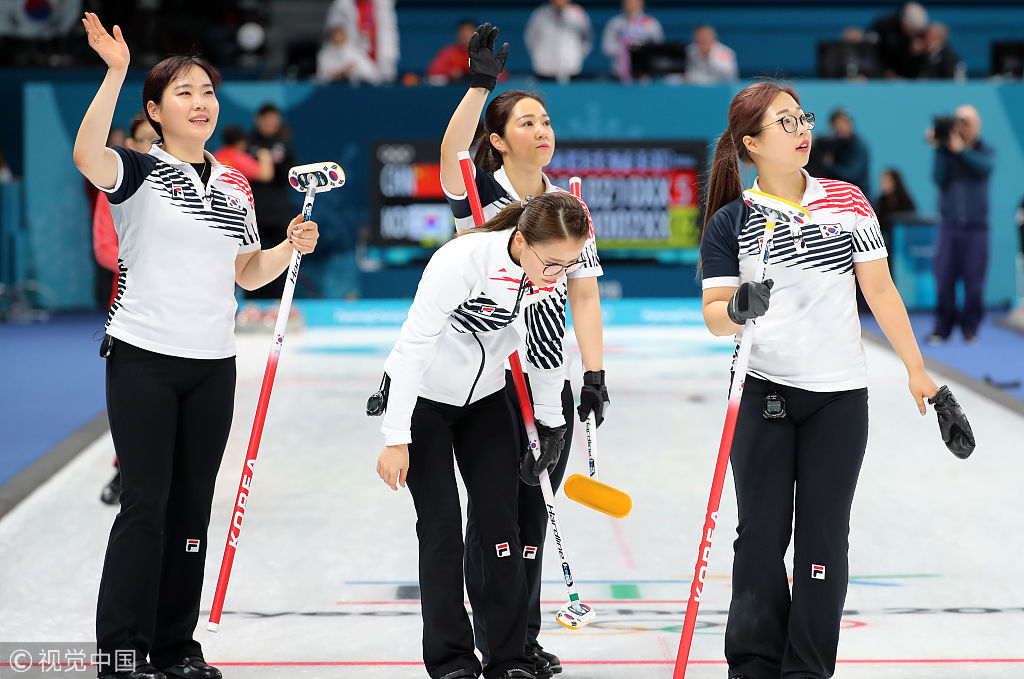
[699,82,939,679]
[375,192,590,679]
[437,23,606,678]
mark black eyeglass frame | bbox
[526,241,586,277]
[753,112,816,135]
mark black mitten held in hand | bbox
[468,22,510,92]
[519,422,566,486]
[576,369,610,427]
[928,385,976,459]
[727,279,774,325]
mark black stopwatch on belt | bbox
[366,372,391,416]
[763,389,786,420]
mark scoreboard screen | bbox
[370,139,706,252]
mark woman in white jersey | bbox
[700,82,940,679]
[375,192,590,679]
[73,14,318,679]
[438,24,607,677]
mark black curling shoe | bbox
[528,649,553,679]
[529,645,560,675]
[440,670,477,679]
[161,657,222,679]
[99,664,166,679]
[497,669,536,679]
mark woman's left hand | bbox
[287,214,319,254]
[909,367,940,415]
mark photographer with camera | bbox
[810,108,871,195]
[926,105,994,344]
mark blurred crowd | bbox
[1,1,1019,84]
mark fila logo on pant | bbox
[495,542,510,558]
[185,539,201,553]
[811,564,826,580]
[523,546,538,559]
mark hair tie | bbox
[520,195,533,208]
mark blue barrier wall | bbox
[15,78,1024,307]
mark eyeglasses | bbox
[526,241,585,277]
[754,112,815,134]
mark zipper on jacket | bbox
[464,332,486,407]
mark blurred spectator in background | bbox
[911,22,962,79]
[685,25,738,84]
[426,19,477,84]
[927,104,995,344]
[1017,197,1024,258]
[869,2,929,78]
[0,146,13,183]
[213,126,273,181]
[86,125,128,308]
[247,103,296,299]
[832,26,882,79]
[93,112,159,507]
[316,23,382,83]
[817,109,871,195]
[875,168,917,255]
[326,0,400,82]
[601,0,664,82]
[93,113,159,308]
[107,126,126,148]
[843,26,865,44]
[525,0,593,83]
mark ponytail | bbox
[473,131,503,173]
[702,129,744,235]
[457,202,525,236]
[457,193,588,244]
[700,81,800,238]
[697,82,802,278]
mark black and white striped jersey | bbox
[381,229,566,446]
[701,170,888,391]
[94,145,260,359]
[444,163,603,415]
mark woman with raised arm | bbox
[438,24,607,678]
[73,13,318,679]
[375,193,590,679]
[699,82,945,679]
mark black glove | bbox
[519,423,566,486]
[928,385,976,459]
[577,369,610,427]
[468,22,510,92]
[727,279,774,325]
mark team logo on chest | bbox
[226,195,244,211]
[818,223,843,238]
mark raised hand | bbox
[468,22,510,92]
[82,12,129,72]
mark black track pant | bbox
[726,376,868,679]
[406,390,534,679]
[96,340,234,676]
[465,375,575,660]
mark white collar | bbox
[493,165,555,202]
[149,144,221,171]
[751,168,825,206]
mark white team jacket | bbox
[381,229,566,446]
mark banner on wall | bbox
[369,139,706,255]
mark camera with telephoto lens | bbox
[932,114,958,149]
